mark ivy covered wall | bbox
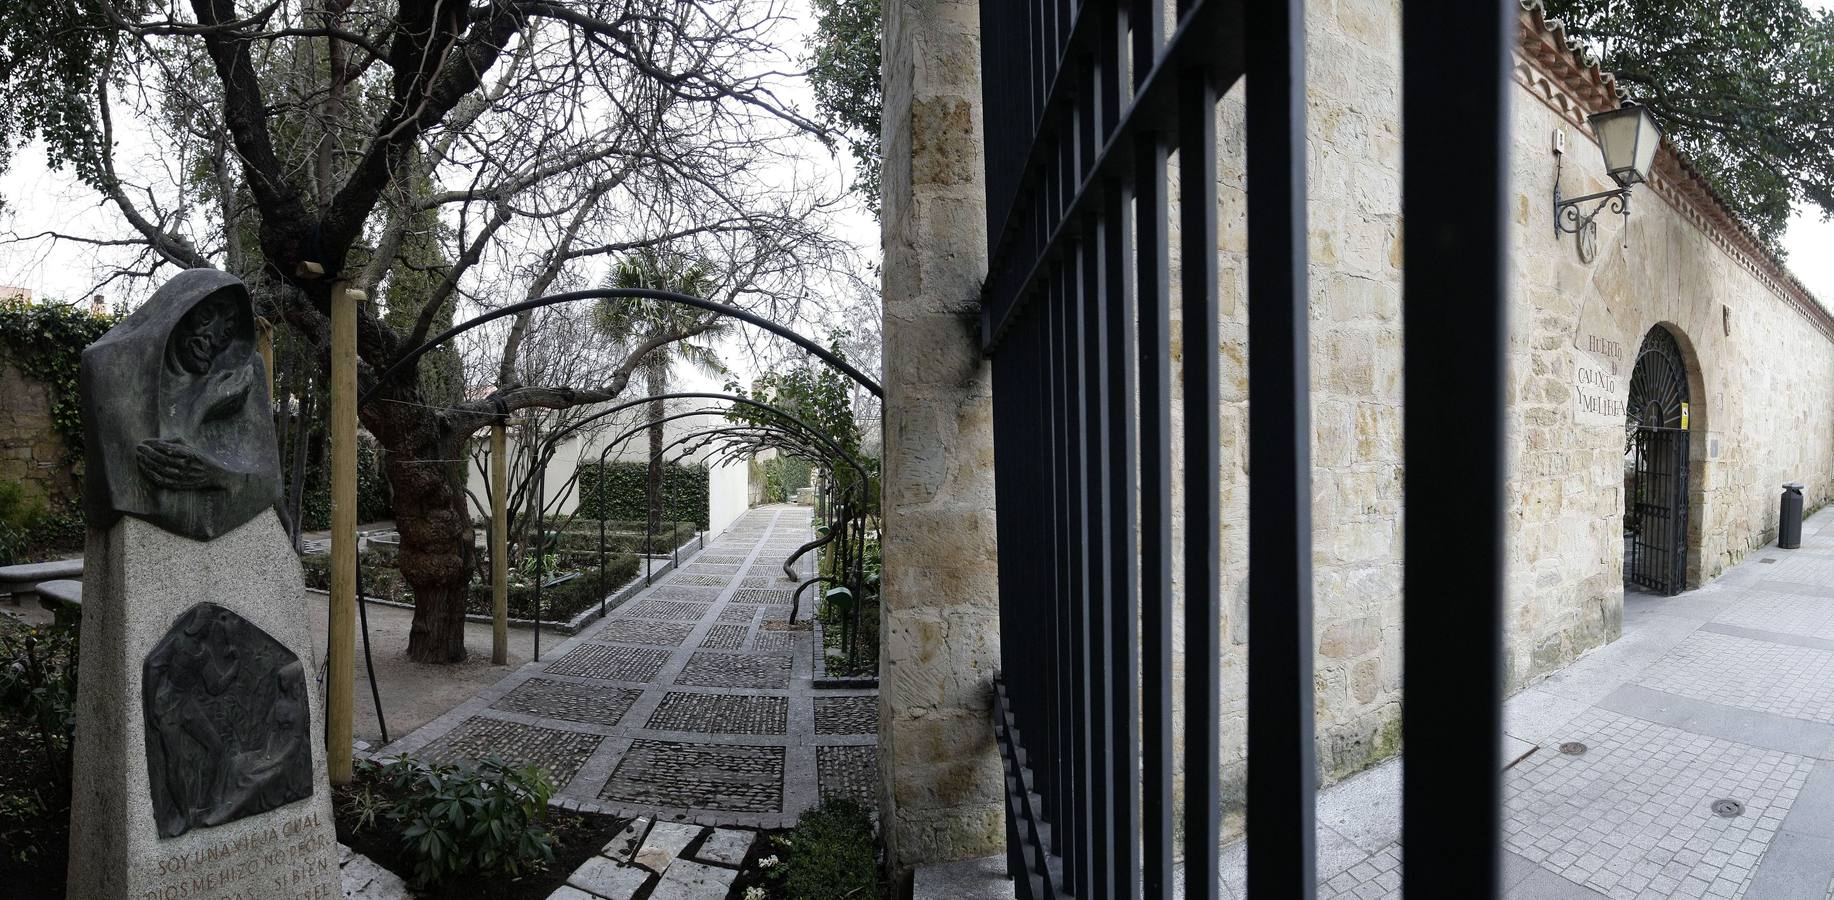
[574,462,709,528]
[0,302,116,505]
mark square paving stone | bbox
[695,828,753,866]
[684,564,741,576]
[817,745,877,811]
[669,574,728,587]
[491,678,643,727]
[626,600,711,622]
[600,740,784,812]
[645,692,787,735]
[649,859,736,899]
[814,696,877,735]
[698,555,745,565]
[650,585,723,602]
[699,624,748,650]
[736,588,794,605]
[596,619,694,647]
[567,855,653,897]
[546,644,671,682]
[418,717,602,785]
[675,651,792,689]
[1504,707,1812,900]
[752,631,798,652]
[719,605,761,623]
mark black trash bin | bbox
[1781,482,1805,550]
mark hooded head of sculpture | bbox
[80,269,281,541]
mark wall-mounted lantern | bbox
[1554,105,1664,262]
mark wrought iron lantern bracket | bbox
[1553,155,1632,259]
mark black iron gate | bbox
[977,1,1512,897]
[1624,326,1691,595]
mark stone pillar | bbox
[878,0,1004,880]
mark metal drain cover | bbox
[1712,799,1745,818]
[1558,741,1587,755]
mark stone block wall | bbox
[878,0,1834,869]
[0,358,76,504]
[877,0,1005,879]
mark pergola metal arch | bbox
[533,391,867,491]
[595,407,861,480]
[358,287,883,410]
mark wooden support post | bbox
[255,316,275,404]
[327,282,361,786]
[490,424,509,665]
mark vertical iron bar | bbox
[1132,0,1175,891]
[1245,0,1317,895]
[1401,0,1510,896]
[1179,59,1223,900]
[1099,1,1139,893]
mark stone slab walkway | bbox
[1188,506,1834,900]
[378,505,877,831]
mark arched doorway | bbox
[1624,325,1693,594]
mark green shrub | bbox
[360,755,558,887]
[0,622,78,805]
[552,520,697,555]
[0,480,84,567]
[575,462,709,527]
[776,798,880,900]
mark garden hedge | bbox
[574,462,708,528]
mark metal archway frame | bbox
[360,287,883,409]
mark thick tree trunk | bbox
[368,401,476,663]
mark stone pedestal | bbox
[67,510,340,899]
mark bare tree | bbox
[3,0,854,661]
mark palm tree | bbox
[593,249,730,535]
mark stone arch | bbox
[1620,321,1710,592]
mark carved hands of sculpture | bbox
[135,438,229,491]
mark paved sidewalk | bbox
[378,505,877,831]
[1195,506,1834,900]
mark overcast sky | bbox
[1,8,1829,312]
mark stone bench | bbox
[0,559,84,606]
[35,579,82,628]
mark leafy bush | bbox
[0,622,78,805]
[356,756,558,887]
[747,799,880,900]
[0,481,84,567]
[0,302,116,466]
[296,438,394,531]
[551,520,698,555]
[575,462,709,527]
[761,457,815,504]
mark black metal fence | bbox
[979,1,1511,896]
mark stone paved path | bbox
[1180,506,1834,900]
[379,505,878,831]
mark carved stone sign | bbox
[68,269,339,899]
[1572,300,1628,428]
[144,603,313,839]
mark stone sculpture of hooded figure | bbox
[80,269,281,541]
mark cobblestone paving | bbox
[698,624,749,650]
[676,651,793,689]
[418,717,603,785]
[815,696,877,735]
[601,740,785,812]
[646,692,788,734]
[381,505,878,830]
[596,619,695,647]
[545,644,671,682]
[492,678,643,727]
[816,745,876,808]
[625,599,711,621]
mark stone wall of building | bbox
[1502,13,1834,687]
[876,0,1005,878]
[879,0,1834,868]
[0,358,77,505]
